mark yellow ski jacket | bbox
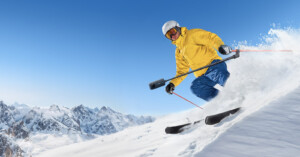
[170,27,224,87]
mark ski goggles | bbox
[165,27,178,40]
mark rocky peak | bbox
[72,105,89,114]
[100,106,107,111]
[0,101,10,112]
[0,134,24,157]
[98,106,118,115]
[7,121,29,139]
[0,102,15,126]
[0,101,5,108]
[49,104,60,112]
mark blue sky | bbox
[0,0,299,116]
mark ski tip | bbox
[205,107,241,125]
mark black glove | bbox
[165,83,175,94]
[219,45,232,55]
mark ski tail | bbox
[165,123,191,134]
[165,120,202,134]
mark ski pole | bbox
[232,49,293,52]
[149,50,240,90]
[172,92,203,109]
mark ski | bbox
[165,107,241,134]
[165,120,201,134]
[205,107,240,125]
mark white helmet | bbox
[162,20,180,35]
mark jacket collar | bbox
[172,27,188,47]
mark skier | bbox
[162,20,232,101]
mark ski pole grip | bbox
[149,78,166,90]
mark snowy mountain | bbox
[36,28,300,157]
[0,102,154,156]
[23,105,81,133]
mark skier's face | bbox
[170,32,180,41]
[165,28,180,41]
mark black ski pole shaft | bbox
[165,52,239,82]
[149,49,240,90]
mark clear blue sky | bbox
[0,0,299,116]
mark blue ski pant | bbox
[190,60,230,101]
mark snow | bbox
[35,28,300,157]
[16,133,97,156]
[197,86,300,157]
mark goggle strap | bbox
[174,26,181,34]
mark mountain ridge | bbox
[0,101,154,156]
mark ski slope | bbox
[37,28,300,157]
[197,86,300,157]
